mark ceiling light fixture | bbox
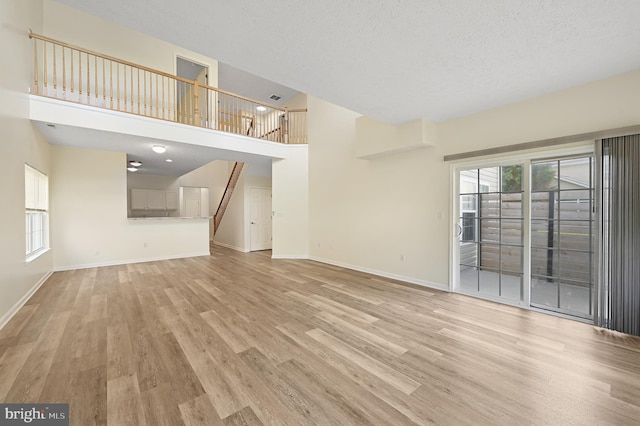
[256,105,266,112]
[166,159,173,163]
[127,167,138,172]
[152,145,166,154]
[129,160,142,167]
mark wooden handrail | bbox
[259,126,281,139]
[213,162,244,234]
[29,30,194,84]
[29,30,286,112]
[29,30,305,143]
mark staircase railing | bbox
[29,31,306,144]
[213,162,244,234]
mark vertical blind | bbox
[597,134,640,336]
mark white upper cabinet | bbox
[130,189,178,210]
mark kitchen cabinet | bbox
[130,189,178,210]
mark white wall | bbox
[438,70,640,155]
[307,70,640,291]
[51,145,210,270]
[307,98,447,288]
[0,0,52,328]
[272,146,309,258]
[284,93,307,110]
[42,0,218,87]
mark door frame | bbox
[175,55,211,126]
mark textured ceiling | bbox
[52,0,640,124]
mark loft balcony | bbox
[28,31,307,145]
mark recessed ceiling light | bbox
[152,145,166,154]
[129,160,142,167]
[127,167,138,172]
[256,105,266,112]
[166,159,173,163]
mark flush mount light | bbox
[127,167,138,172]
[152,145,166,154]
[256,105,266,112]
[129,160,142,167]
[166,159,173,163]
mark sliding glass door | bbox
[454,155,595,319]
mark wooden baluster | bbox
[110,61,113,109]
[78,51,82,97]
[194,81,199,126]
[117,63,120,110]
[137,68,140,114]
[52,43,57,93]
[102,57,106,107]
[33,37,38,95]
[43,41,47,94]
[94,56,97,101]
[144,70,147,116]
[62,47,66,98]
[131,67,134,112]
[86,53,91,101]
[123,65,127,111]
[155,74,159,118]
[70,49,74,95]
[162,76,165,120]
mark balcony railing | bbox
[29,31,307,144]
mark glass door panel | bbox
[458,165,524,302]
[529,156,594,319]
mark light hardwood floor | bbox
[1,246,640,425]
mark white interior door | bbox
[250,188,272,251]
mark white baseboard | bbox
[309,256,450,292]
[211,241,249,253]
[53,251,211,271]
[0,270,53,331]
[271,254,309,259]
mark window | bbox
[25,165,49,259]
